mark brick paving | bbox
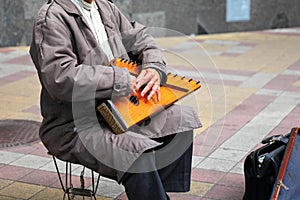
[0,28,300,199]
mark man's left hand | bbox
[136,68,161,102]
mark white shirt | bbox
[71,0,114,61]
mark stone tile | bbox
[18,170,59,187]
[0,179,13,190]
[49,172,94,190]
[5,142,48,158]
[274,91,300,105]
[238,42,257,47]
[239,93,275,110]
[226,46,252,54]
[203,40,240,46]
[264,74,299,91]
[230,162,244,175]
[70,175,93,189]
[39,158,79,173]
[0,71,35,86]
[0,151,24,164]
[221,69,255,77]
[203,71,249,82]
[205,184,245,200]
[95,179,124,198]
[240,72,277,89]
[220,52,240,57]
[170,41,200,51]
[32,189,111,200]
[168,193,203,200]
[28,143,49,157]
[0,48,14,54]
[202,67,255,77]
[193,144,216,157]
[287,85,300,92]
[4,54,34,66]
[218,173,245,188]
[194,125,224,146]
[203,78,242,86]
[29,187,64,200]
[22,105,40,115]
[0,182,44,199]
[10,154,52,170]
[221,91,299,152]
[279,105,300,128]
[116,192,128,200]
[197,158,237,172]
[50,177,66,189]
[0,195,16,200]
[209,148,248,162]
[5,144,37,154]
[293,80,300,86]
[71,166,89,176]
[206,51,222,56]
[256,88,283,96]
[100,176,116,183]
[191,168,225,183]
[220,125,275,152]
[194,91,275,149]
[94,196,113,200]
[0,165,34,181]
[264,28,300,35]
[282,69,300,76]
[192,155,205,168]
[288,58,300,70]
[187,181,213,197]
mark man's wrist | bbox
[143,63,167,85]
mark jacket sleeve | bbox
[30,9,131,102]
[108,3,167,84]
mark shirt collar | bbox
[74,0,95,11]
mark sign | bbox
[226,0,251,22]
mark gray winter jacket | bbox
[30,0,201,181]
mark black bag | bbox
[243,134,290,200]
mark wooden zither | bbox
[97,58,201,134]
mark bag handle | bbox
[262,134,289,145]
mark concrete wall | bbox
[1,0,300,47]
[129,0,300,35]
[0,0,45,47]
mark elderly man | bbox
[30,0,201,199]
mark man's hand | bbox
[136,68,161,102]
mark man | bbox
[30,0,202,199]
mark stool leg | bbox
[93,171,101,200]
[52,156,101,200]
[52,156,65,192]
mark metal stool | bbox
[50,153,101,200]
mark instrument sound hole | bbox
[129,95,139,106]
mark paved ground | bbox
[0,27,300,200]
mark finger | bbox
[146,83,160,100]
[136,73,152,90]
[141,81,155,97]
[156,87,161,102]
[136,70,147,83]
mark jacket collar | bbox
[54,0,116,61]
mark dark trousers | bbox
[121,131,193,200]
